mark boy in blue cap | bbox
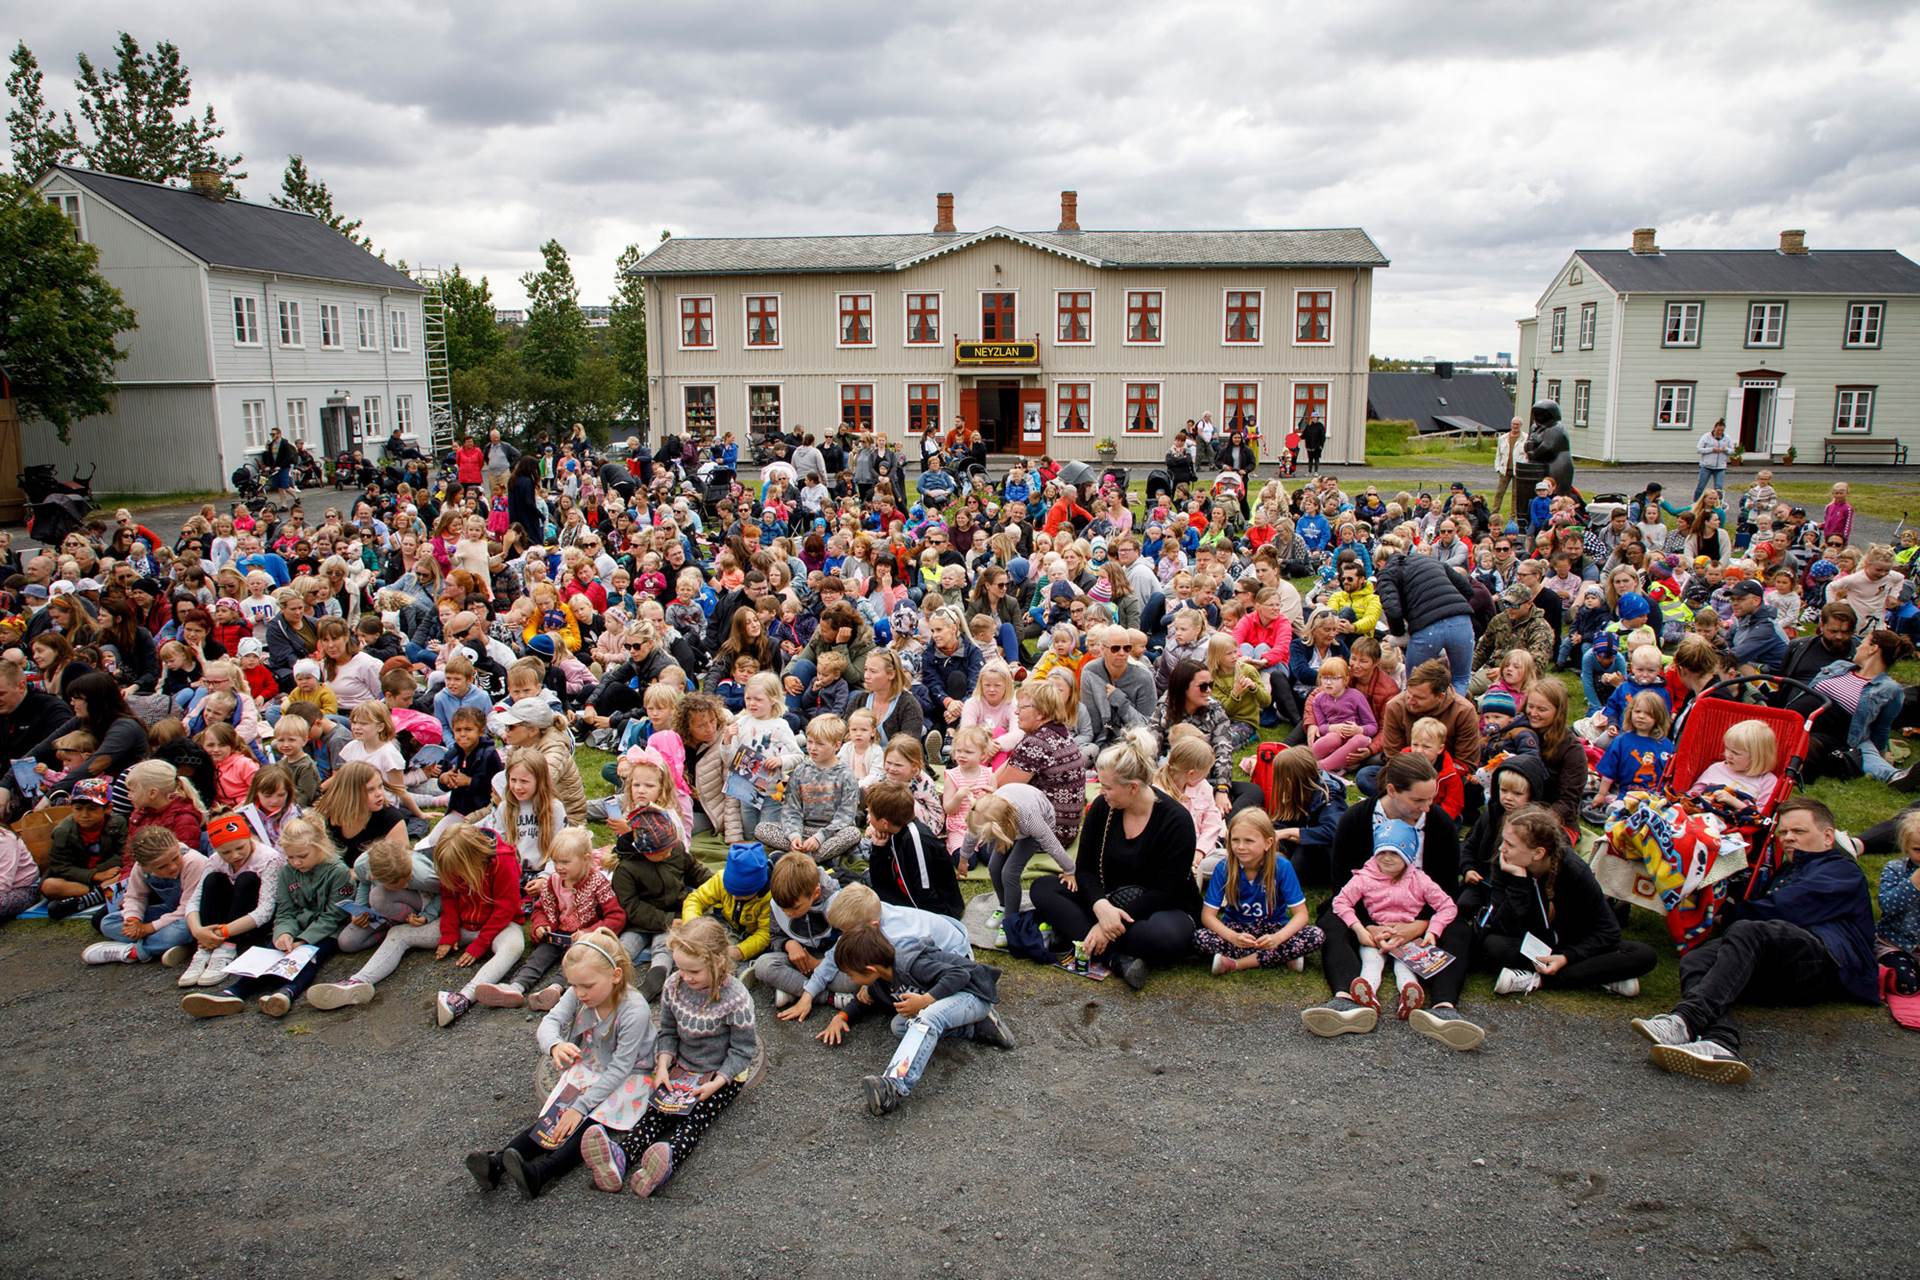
[679,842,773,964]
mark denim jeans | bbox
[883,992,992,1094]
[1695,466,1725,500]
[737,796,774,839]
[1406,615,1475,694]
[1861,741,1898,782]
[99,877,191,961]
[784,657,817,718]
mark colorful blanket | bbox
[1592,792,1750,952]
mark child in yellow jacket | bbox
[681,842,773,963]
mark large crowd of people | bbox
[1,407,1916,1197]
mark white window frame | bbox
[1663,301,1702,347]
[1123,289,1165,346]
[356,304,379,351]
[1545,378,1562,404]
[387,309,410,352]
[836,381,877,433]
[1746,300,1786,348]
[317,303,342,350]
[1844,301,1884,349]
[746,382,785,436]
[277,298,304,348]
[1053,380,1094,436]
[1221,287,1265,346]
[743,293,783,350]
[676,294,716,351]
[1292,287,1335,347]
[285,398,309,443]
[363,395,383,436]
[901,290,943,347]
[1572,379,1591,428]
[682,384,718,433]
[1833,386,1875,434]
[1654,381,1695,430]
[976,289,1019,342]
[232,295,260,346]
[1053,288,1095,346]
[1550,307,1566,352]
[1578,301,1597,350]
[396,395,414,436]
[1121,380,1164,436]
[240,398,268,448]
[1220,379,1261,435]
[903,381,943,438]
[836,292,876,349]
[50,191,85,237]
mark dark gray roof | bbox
[51,166,422,292]
[1578,248,1920,296]
[1366,372,1514,435]
[635,225,1387,277]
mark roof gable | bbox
[46,166,422,292]
[1574,248,1920,296]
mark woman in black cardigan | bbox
[1480,805,1657,996]
[1029,728,1199,990]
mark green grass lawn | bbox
[1770,479,1920,526]
[1364,419,1496,468]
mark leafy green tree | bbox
[271,155,371,251]
[607,244,647,425]
[439,264,502,374]
[519,239,586,431]
[5,43,75,176]
[0,174,139,439]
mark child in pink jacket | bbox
[1331,818,1456,1019]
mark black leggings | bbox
[197,872,262,930]
[617,1081,742,1168]
[1028,875,1195,966]
[1266,670,1302,725]
[1318,900,1472,1006]
[503,1118,586,1192]
[1478,932,1657,988]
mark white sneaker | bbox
[160,944,193,968]
[987,907,1005,931]
[1494,967,1542,996]
[200,943,238,986]
[178,948,211,987]
[82,942,137,965]
[1287,955,1307,972]
[774,990,795,1009]
[1601,977,1641,998]
[1211,953,1233,977]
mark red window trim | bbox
[1123,382,1161,435]
[838,293,874,347]
[981,291,1017,341]
[1125,290,1163,344]
[679,296,714,349]
[1294,290,1332,345]
[1292,381,1329,427]
[907,382,941,435]
[1223,383,1259,434]
[1224,289,1262,344]
[745,295,780,348]
[839,383,875,430]
[1055,290,1093,345]
[1055,382,1092,435]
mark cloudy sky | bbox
[12,0,1920,358]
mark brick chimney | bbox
[934,192,955,234]
[1058,190,1080,233]
[1630,227,1658,254]
[1779,228,1808,255]
[189,168,225,200]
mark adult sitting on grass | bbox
[1481,804,1658,998]
[1028,729,1200,991]
[1358,658,1483,798]
[1301,752,1485,1051]
[1631,798,1877,1085]
[996,678,1087,854]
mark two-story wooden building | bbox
[27,166,429,491]
[1516,227,1920,463]
[633,192,1385,464]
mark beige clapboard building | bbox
[632,192,1385,464]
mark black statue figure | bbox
[1525,398,1573,494]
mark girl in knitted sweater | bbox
[616,916,759,1198]
[754,716,862,866]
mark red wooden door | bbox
[1017,387,1045,456]
[960,387,979,449]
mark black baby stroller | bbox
[230,463,265,502]
[26,493,94,545]
[699,465,736,516]
[1144,469,1174,507]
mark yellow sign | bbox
[955,340,1038,365]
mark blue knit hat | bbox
[1478,689,1517,718]
[525,632,557,661]
[1616,592,1650,620]
[1373,818,1419,866]
[723,842,770,897]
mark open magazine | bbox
[1385,938,1454,980]
[221,944,319,981]
[649,1069,714,1114]
[531,1081,585,1148]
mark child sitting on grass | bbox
[679,840,773,966]
[963,784,1070,947]
[182,815,350,1019]
[833,923,1016,1118]
[477,828,626,1010]
[1331,819,1456,1021]
[777,881,972,1042]
[1158,729,1224,874]
[269,715,321,807]
[939,724,997,858]
[862,779,963,919]
[1197,808,1325,975]
[467,930,656,1201]
[612,916,758,1199]
[1586,691,1675,819]
[838,707,884,785]
[755,715,861,866]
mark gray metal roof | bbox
[1366,372,1515,435]
[52,166,423,292]
[1578,248,1920,296]
[634,224,1387,277]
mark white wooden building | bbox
[28,166,429,492]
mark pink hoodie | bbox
[631,732,696,838]
[1332,854,1457,935]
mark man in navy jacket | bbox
[1631,797,1877,1084]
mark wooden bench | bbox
[1822,437,1908,465]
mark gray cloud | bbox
[10,0,1918,357]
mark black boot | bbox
[465,1150,502,1191]
[500,1148,542,1200]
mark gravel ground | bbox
[2,919,1916,1279]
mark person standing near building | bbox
[484,429,521,492]
[1695,419,1734,500]
[1491,417,1523,519]
[263,428,298,497]
[1301,413,1328,476]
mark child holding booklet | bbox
[430,821,526,1027]
[176,812,284,989]
[466,929,656,1201]
[476,829,626,1009]
[182,816,350,1018]
[612,916,758,1198]
[1331,818,1457,1020]
[1196,808,1325,975]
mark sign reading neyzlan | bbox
[954,340,1039,365]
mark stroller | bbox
[1592,675,1831,949]
[25,493,94,545]
[230,463,265,502]
[699,465,736,517]
[20,461,96,505]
